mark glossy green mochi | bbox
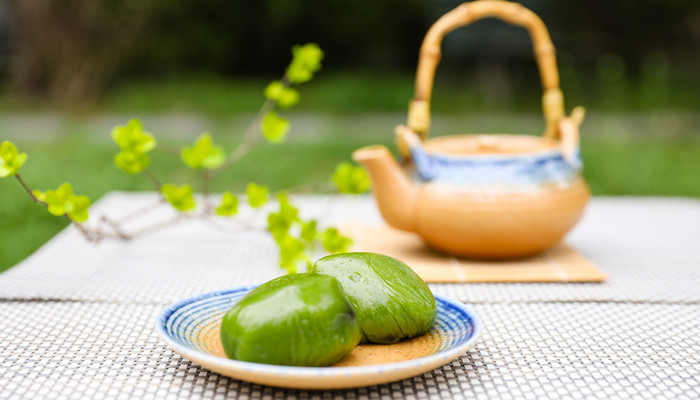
[312,252,437,344]
[220,273,361,366]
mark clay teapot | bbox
[353,1,590,259]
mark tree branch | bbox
[213,75,288,176]
[142,169,162,191]
[201,170,214,212]
[100,215,130,240]
[112,199,164,223]
[280,181,336,194]
[15,174,44,205]
[155,143,181,156]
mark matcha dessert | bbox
[312,252,437,344]
[220,273,361,366]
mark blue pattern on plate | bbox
[409,145,582,187]
[156,286,482,377]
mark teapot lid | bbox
[423,134,559,158]
[405,133,581,185]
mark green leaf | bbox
[114,150,150,175]
[161,183,196,212]
[267,212,291,241]
[68,195,91,222]
[266,192,299,239]
[293,43,324,68]
[286,43,324,84]
[264,81,299,108]
[300,219,318,243]
[111,119,156,153]
[216,191,239,216]
[264,81,285,100]
[0,141,27,178]
[111,119,156,174]
[44,183,74,216]
[246,183,269,208]
[33,183,91,221]
[322,227,353,254]
[32,189,46,202]
[276,192,299,222]
[266,193,314,273]
[331,162,371,194]
[275,232,309,274]
[276,87,300,108]
[181,132,225,170]
[261,112,289,143]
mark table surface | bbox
[1,192,699,400]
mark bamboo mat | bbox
[341,223,607,283]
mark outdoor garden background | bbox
[1,0,699,272]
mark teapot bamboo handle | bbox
[408,0,565,141]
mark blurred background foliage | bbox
[0,0,699,109]
[1,0,699,270]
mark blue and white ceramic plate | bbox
[156,286,482,389]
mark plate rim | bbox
[156,285,482,377]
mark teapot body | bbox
[406,134,589,258]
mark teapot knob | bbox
[395,125,438,181]
[476,135,499,152]
[559,116,582,170]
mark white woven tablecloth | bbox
[1,192,699,399]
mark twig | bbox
[112,199,164,223]
[202,214,267,234]
[281,181,335,194]
[100,215,130,240]
[155,144,181,156]
[129,215,186,237]
[68,216,95,241]
[215,107,266,172]
[213,75,288,176]
[17,174,94,240]
[201,170,213,213]
[94,214,185,242]
[9,65,340,256]
[142,169,162,191]
[15,174,44,205]
[17,173,128,242]
[94,215,105,244]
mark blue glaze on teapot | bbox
[408,141,582,188]
[398,126,583,190]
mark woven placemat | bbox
[2,301,698,399]
[5,193,700,304]
[341,223,607,283]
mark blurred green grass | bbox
[102,71,700,114]
[4,70,700,115]
[2,129,699,273]
[1,73,699,272]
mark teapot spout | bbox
[352,145,418,232]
